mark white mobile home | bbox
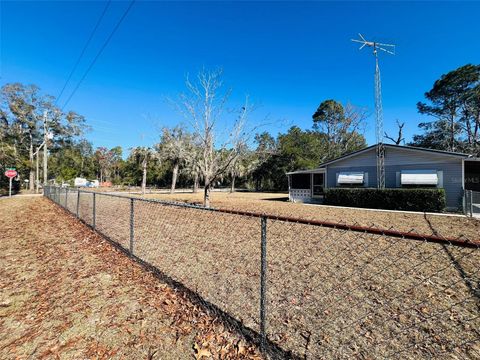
[287,144,480,210]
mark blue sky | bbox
[1,1,479,151]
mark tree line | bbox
[1,64,479,205]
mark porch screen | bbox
[291,174,311,189]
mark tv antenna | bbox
[352,33,395,189]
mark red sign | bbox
[4,169,17,178]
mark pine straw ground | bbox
[0,197,261,360]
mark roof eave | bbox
[285,144,471,176]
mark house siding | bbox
[325,147,465,209]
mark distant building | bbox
[286,144,480,210]
[74,177,88,187]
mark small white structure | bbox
[74,177,88,187]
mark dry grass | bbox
[53,188,480,359]
[140,190,480,240]
[0,196,261,359]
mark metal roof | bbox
[286,144,471,175]
[286,168,326,175]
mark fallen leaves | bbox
[0,197,263,359]
[194,343,211,359]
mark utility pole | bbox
[43,110,48,186]
[36,149,40,193]
[34,144,44,194]
[33,111,53,194]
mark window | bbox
[401,170,438,186]
[290,173,311,189]
[337,172,364,186]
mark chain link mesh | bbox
[94,194,131,249]
[466,190,480,217]
[78,191,94,226]
[43,186,480,359]
[267,219,479,358]
[133,200,261,334]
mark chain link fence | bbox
[44,186,480,359]
[465,190,480,218]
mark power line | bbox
[55,0,112,106]
[61,0,136,111]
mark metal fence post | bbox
[470,190,474,217]
[130,198,135,254]
[76,190,80,218]
[65,187,68,209]
[93,192,96,230]
[260,216,267,351]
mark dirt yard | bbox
[47,187,480,359]
[140,190,480,240]
[0,196,261,359]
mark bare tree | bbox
[385,120,405,145]
[174,69,253,207]
[130,146,157,195]
[95,147,115,183]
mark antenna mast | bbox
[352,33,395,189]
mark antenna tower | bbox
[352,33,395,189]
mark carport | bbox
[464,159,480,217]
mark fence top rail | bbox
[45,186,480,248]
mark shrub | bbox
[323,188,446,212]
